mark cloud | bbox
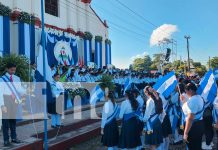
[150,24,178,46]
[130,51,149,61]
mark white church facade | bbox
[0,0,112,67]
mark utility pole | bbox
[184,35,191,72]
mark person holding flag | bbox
[0,63,26,146]
[101,91,119,150]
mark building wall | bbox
[0,0,110,66]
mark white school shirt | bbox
[119,99,133,119]
[182,95,204,121]
[101,100,115,128]
[0,73,26,106]
[51,80,64,98]
[136,95,144,108]
[143,97,155,122]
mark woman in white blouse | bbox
[182,82,204,150]
[119,90,141,149]
[101,91,119,150]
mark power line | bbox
[59,0,148,40]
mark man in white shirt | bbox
[0,63,25,146]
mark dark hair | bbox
[108,91,115,106]
[178,83,185,94]
[125,90,138,111]
[144,86,163,114]
[6,63,16,69]
[53,73,60,78]
[132,89,139,97]
[185,82,197,92]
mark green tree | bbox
[132,55,152,71]
[210,57,218,69]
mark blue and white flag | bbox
[90,85,104,105]
[123,78,131,94]
[153,71,178,98]
[197,69,217,107]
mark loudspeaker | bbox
[165,48,171,61]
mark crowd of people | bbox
[100,72,218,150]
[1,62,218,150]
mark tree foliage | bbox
[0,55,30,81]
[210,57,218,69]
[132,55,152,71]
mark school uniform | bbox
[182,95,205,150]
[119,99,141,149]
[143,97,163,146]
[48,80,65,127]
[0,73,26,143]
[101,100,119,148]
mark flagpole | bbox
[40,0,48,149]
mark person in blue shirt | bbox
[48,73,64,128]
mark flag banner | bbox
[153,71,178,98]
[45,32,78,66]
[90,85,104,106]
[0,16,10,56]
[197,69,217,107]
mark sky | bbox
[91,0,218,69]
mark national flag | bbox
[90,85,104,106]
[153,71,178,98]
[123,78,131,94]
[197,69,217,107]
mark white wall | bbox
[0,0,109,65]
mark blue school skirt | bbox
[119,117,141,149]
[145,118,163,145]
[101,119,119,147]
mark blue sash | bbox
[144,113,159,134]
[212,108,218,124]
[105,104,120,125]
[1,75,22,103]
[123,107,142,121]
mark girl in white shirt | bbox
[101,91,119,150]
[119,90,141,149]
[143,86,163,150]
[182,82,204,150]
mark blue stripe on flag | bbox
[153,71,175,90]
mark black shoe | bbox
[4,141,11,147]
[11,139,22,144]
[51,125,57,129]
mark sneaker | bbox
[202,142,212,150]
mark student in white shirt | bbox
[143,86,163,150]
[49,73,64,128]
[182,82,204,150]
[101,91,119,150]
[119,90,141,149]
[0,63,25,146]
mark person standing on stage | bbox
[48,73,64,128]
[119,90,141,150]
[181,82,205,150]
[101,91,119,150]
[0,63,26,146]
